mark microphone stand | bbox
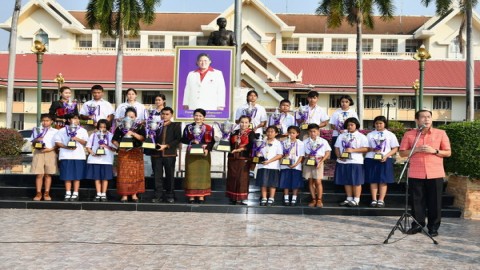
[383,127,438,245]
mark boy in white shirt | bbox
[80,84,115,131]
[268,99,296,139]
[295,91,329,139]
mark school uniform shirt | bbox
[329,108,359,137]
[280,139,305,171]
[257,139,283,170]
[365,130,399,159]
[235,103,268,134]
[79,99,115,121]
[183,67,226,111]
[29,127,58,149]
[295,105,329,126]
[54,126,89,160]
[268,113,296,135]
[86,132,115,165]
[115,101,146,121]
[334,131,369,165]
[303,136,332,159]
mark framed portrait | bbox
[173,46,235,121]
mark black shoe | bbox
[428,229,439,237]
[188,199,195,204]
[93,196,101,202]
[165,198,175,204]
[406,225,423,235]
[69,195,79,202]
[151,198,162,203]
[100,196,108,202]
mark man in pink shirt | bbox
[399,110,451,237]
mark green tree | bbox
[316,0,394,125]
[86,0,161,106]
[421,0,478,121]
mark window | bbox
[364,95,382,109]
[77,34,92,48]
[282,38,299,51]
[173,36,189,47]
[102,38,116,48]
[75,90,91,103]
[142,91,163,105]
[149,35,165,48]
[42,90,59,103]
[196,36,209,46]
[332,38,348,52]
[450,39,461,53]
[275,90,289,101]
[126,37,140,48]
[329,95,345,108]
[295,94,308,108]
[14,89,24,102]
[307,38,323,51]
[433,97,452,110]
[398,96,415,109]
[475,97,480,110]
[362,39,373,52]
[406,39,421,52]
[107,90,127,104]
[381,39,398,52]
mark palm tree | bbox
[421,0,477,121]
[316,0,394,126]
[86,0,161,107]
[6,0,22,129]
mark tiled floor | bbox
[0,209,478,269]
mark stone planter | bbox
[447,174,480,220]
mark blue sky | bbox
[0,0,471,51]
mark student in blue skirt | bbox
[255,126,283,206]
[86,119,116,202]
[54,114,89,201]
[365,116,399,208]
[279,126,305,206]
[334,117,369,207]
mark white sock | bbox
[269,198,274,202]
[97,192,102,196]
[101,193,106,197]
[284,195,289,200]
[292,195,297,201]
[66,191,71,195]
[354,197,360,203]
[72,192,79,196]
[377,200,384,203]
[347,196,353,201]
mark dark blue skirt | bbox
[364,158,395,184]
[255,168,280,188]
[279,169,304,189]
[85,164,114,180]
[59,160,86,181]
[334,163,364,186]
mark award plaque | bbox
[374,153,383,160]
[96,148,105,155]
[34,142,45,149]
[301,123,308,130]
[119,117,138,149]
[252,156,266,163]
[216,140,231,152]
[86,119,94,125]
[281,157,292,165]
[341,152,351,159]
[189,144,205,155]
[119,138,134,149]
[142,137,156,149]
[305,157,316,166]
[67,140,77,149]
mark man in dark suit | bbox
[152,107,182,203]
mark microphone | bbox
[418,124,426,131]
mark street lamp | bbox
[413,45,431,111]
[31,40,47,126]
[380,97,397,125]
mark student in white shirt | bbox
[85,119,116,202]
[254,126,283,206]
[114,88,146,121]
[334,117,369,207]
[268,99,296,139]
[235,90,268,134]
[329,95,359,159]
[54,115,89,202]
[30,114,58,201]
[365,116,399,208]
[79,84,115,130]
[295,90,329,139]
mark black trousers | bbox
[409,178,443,230]
[153,156,176,199]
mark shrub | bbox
[388,121,407,142]
[0,128,24,157]
[439,121,480,179]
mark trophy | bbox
[281,139,294,165]
[305,139,324,166]
[66,124,79,149]
[85,103,97,125]
[271,108,282,130]
[95,131,107,155]
[336,112,348,132]
[32,127,47,149]
[372,132,386,160]
[119,117,139,148]
[64,98,77,114]
[252,134,266,163]
[243,102,257,129]
[145,105,156,121]
[188,124,206,155]
[143,118,163,149]
[341,133,354,159]
[214,121,235,152]
[297,102,309,130]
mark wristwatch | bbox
[435,149,439,155]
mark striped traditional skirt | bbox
[226,157,250,201]
[184,153,211,197]
[116,148,145,195]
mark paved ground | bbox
[0,209,478,269]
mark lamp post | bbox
[380,97,397,125]
[413,45,431,111]
[412,79,419,112]
[31,40,47,126]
